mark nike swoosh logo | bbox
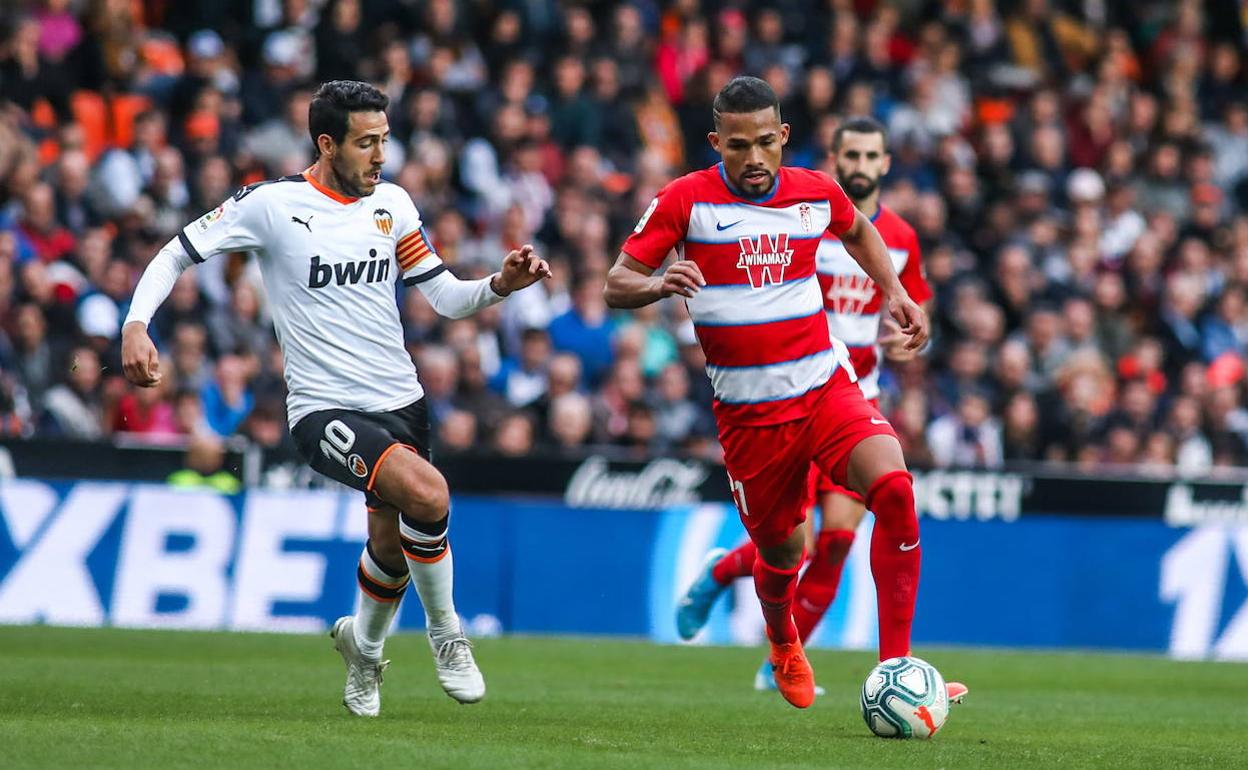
[899,541,920,551]
[870,418,889,426]
[716,219,744,231]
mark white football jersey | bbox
[180,172,447,427]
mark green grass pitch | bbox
[2,626,1246,769]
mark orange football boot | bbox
[767,633,816,709]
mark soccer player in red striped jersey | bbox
[695,116,964,702]
[605,77,928,709]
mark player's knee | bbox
[865,471,918,539]
[758,536,805,571]
[397,470,449,522]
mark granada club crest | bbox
[373,208,394,235]
[799,202,813,232]
[737,233,793,288]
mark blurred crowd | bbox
[2,0,1248,477]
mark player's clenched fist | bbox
[886,293,929,351]
[658,260,706,298]
[121,321,162,387]
[492,244,552,296]
[878,317,918,362]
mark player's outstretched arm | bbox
[839,210,929,351]
[603,253,704,309]
[417,244,550,319]
[121,238,195,387]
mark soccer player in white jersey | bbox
[121,81,550,716]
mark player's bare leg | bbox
[372,446,485,704]
[756,530,816,708]
[846,435,967,702]
[331,504,408,716]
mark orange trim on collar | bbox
[302,169,358,205]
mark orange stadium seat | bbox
[110,93,151,150]
[71,90,108,162]
[31,98,59,165]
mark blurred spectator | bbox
[167,433,241,493]
[315,0,365,83]
[8,303,59,413]
[549,273,615,387]
[927,389,1003,468]
[18,182,75,262]
[200,354,253,438]
[493,411,535,457]
[546,391,593,454]
[437,409,477,453]
[651,362,710,449]
[40,345,103,438]
[112,372,177,439]
[208,281,271,359]
[242,85,313,176]
[242,30,303,126]
[0,15,71,120]
[418,345,459,425]
[492,326,550,408]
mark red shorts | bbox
[806,397,881,505]
[719,370,896,548]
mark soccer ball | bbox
[860,656,949,739]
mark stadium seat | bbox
[71,90,109,162]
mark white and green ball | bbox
[860,656,949,739]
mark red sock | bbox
[711,540,758,586]
[792,529,855,642]
[753,550,804,645]
[866,471,921,661]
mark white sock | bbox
[399,512,460,639]
[353,540,409,660]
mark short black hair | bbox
[712,76,779,128]
[308,80,389,157]
[832,116,888,152]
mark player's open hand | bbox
[494,244,552,295]
[121,322,162,387]
[886,293,928,352]
[658,260,705,299]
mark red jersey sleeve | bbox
[825,177,857,237]
[898,227,933,304]
[621,181,690,269]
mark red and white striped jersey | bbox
[815,205,931,399]
[622,164,858,426]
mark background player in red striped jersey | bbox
[605,77,929,709]
[679,117,966,703]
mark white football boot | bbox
[428,628,486,704]
[331,616,389,717]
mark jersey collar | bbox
[302,168,359,205]
[717,162,781,204]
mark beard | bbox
[841,173,879,201]
[330,155,377,198]
[737,169,775,196]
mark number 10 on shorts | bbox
[320,419,356,465]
